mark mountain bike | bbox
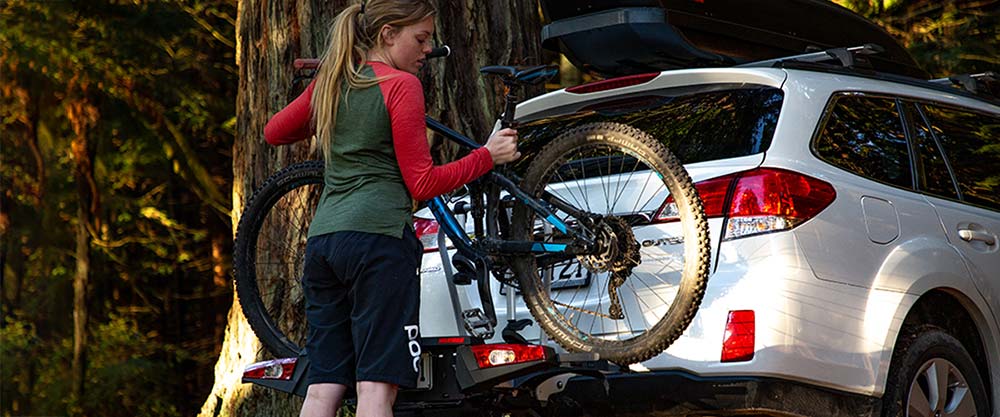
[234,46,711,365]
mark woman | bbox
[263,1,520,416]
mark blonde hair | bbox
[311,0,436,158]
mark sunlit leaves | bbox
[833,0,1000,77]
[2,1,236,416]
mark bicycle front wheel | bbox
[234,161,323,358]
[510,122,710,365]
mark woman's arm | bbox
[380,71,494,201]
[263,80,316,145]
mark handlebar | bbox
[426,45,451,59]
[293,45,451,70]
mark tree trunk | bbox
[71,203,90,405]
[200,2,541,416]
[67,93,99,407]
[422,0,545,160]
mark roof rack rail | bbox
[928,72,998,96]
[737,44,884,69]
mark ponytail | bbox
[310,0,436,159]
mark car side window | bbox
[920,103,1000,211]
[814,94,912,189]
[905,102,959,199]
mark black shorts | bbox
[301,226,423,388]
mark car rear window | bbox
[518,86,784,167]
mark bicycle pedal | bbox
[462,308,495,339]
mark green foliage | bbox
[79,315,184,417]
[0,316,39,415]
[833,0,1000,77]
[2,315,186,417]
[1,0,236,415]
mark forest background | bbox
[1,0,997,416]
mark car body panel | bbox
[416,67,1000,415]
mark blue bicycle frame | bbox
[422,116,595,260]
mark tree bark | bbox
[200,2,541,415]
[67,93,99,407]
[71,203,90,405]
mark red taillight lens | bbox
[655,168,836,240]
[728,168,835,218]
[414,217,450,252]
[437,337,467,345]
[721,310,755,363]
[566,73,659,94]
[470,344,547,368]
[243,358,297,380]
[657,173,738,221]
[725,168,836,239]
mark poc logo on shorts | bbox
[404,324,421,372]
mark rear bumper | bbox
[547,370,881,417]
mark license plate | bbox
[415,352,432,390]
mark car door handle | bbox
[958,229,996,245]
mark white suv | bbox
[413,63,999,416]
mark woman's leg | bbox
[301,234,356,416]
[355,381,398,417]
[300,383,349,417]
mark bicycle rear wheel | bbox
[234,161,323,358]
[510,122,710,365]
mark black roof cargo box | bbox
[539,0,926,79]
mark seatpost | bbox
[500,83,519,129]
[486,81,519,242]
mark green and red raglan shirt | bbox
[264,61,494,239]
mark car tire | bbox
[881,324,989,417]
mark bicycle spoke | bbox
[636,183,667,215]
[619,278,637,339]
[625,278,656,317]
[630,271,674,307]
[554,170,588,215]
[575,150,593,213]
[612,157,643,215]
[630,170,655,215]
[608,150,626,213]
[596,149,613,215]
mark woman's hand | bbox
[484,128,521,165]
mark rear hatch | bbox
[417,70,788,343]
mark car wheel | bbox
[881,325,989,417]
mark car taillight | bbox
[470,344,547,368]
[657,174,736,220]
[721,310,755,363]
[243,357,297,380]
[565,73,659,94]
[414,217,451,252]
[656,168,836,240]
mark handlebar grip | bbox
[294,58,320,70]
[427,45,451,59]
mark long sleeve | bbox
[264,80,316,145]
[376,67,494,201]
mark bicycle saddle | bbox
[480,65,559,86]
